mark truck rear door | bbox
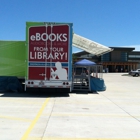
[28,24,70,81]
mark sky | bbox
[0,0,140,52]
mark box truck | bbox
[25,22,73,92]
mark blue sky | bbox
[0,0,140,52]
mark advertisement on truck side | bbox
[25,22,73,90]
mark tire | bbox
[135,73,139,77]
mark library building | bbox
[73,47,140,72]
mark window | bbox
[121,52,127,61]
[128,55,140,58]
[101,53,110,62]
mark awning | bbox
[72,33,113,56]
[74,59,96,66]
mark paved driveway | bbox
[0,73,140,140]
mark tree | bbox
[72,54,77,63]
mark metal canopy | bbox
[72,33,113,56]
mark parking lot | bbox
[0,73,140,140]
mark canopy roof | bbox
[74,59,96,66]
[72,33,113,56]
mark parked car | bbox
[130,69,140,77]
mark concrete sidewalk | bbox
[0,73,140,140]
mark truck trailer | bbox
[0,21,112,92]
[25,22,73,92]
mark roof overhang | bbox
[72,33,113,56]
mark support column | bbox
[114,64,116,72]
[135,64,137,69]
[131,64,133,70]
[133,64,135,70]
